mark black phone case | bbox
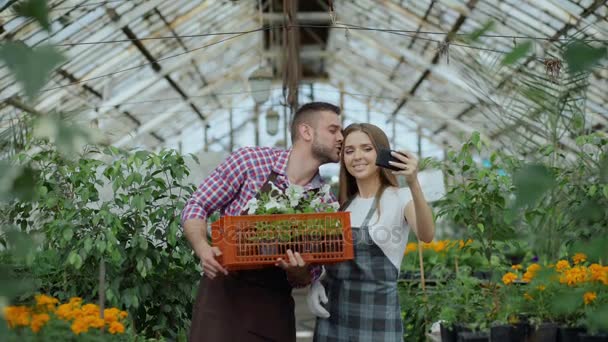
[375,149,403,171]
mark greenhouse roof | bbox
[0,0,607,157]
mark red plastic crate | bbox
[211,212,353,271]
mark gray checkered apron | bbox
[314,198,403,342]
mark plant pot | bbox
[532,322,559,342]
[491,325,512,342]
[578,333,608,342]
[558,327,586,342]
[441,322,458,342]
[490,323,532,342]
[458,331,489,342]
[513,321,532,341]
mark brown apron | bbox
[189,171,299,342]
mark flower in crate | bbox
[243,182,338,215]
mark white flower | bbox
[244,197,259,215]
[269,182,283,199]
[265,197,287,211]
[330,202,340,211]
[286,184,305,207]
[310,197,323,212]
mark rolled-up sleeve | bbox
[180,148,251,225]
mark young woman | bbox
[307,123,435,342]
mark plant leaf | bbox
[0,42,65,100]
[512,164,555,207]
[501,41,532,66]
[14,0,51,31]
[564,40,607,74]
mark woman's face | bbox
[342,130,379,181]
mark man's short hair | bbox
[290,102,341,143]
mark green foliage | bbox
[0,42,65,100]
[512,164,555,208]
[501,41,533,65]
[564,41,608,74]
[13,0,50,31]
[2,146,199,339]
[435,133,518,265]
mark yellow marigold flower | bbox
[69,297,82,305]
[81,303,100,316]
[84,315,105,329]
[405,242,417,254]
[589,264,608,285]
[572,253,587,265]
[3,306,31,328]
[527,263,541,273]
[104,308,121,323]
[511,264,523,270]
[56,303,76,321]
[109,321,125,334]
[30,313,50,333]
[71,318,89,335]
[583,292,597,305]
[523,292,534,301]
[556,260,570,272]
[433,240,448,253]
[559,266,589,286]
[502,272,518,285]
[536,285,546,291]
[35,294,59,312]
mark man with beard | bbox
[182,102,343,342]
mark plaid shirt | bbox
[181,146,335,286]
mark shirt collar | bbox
[273,148,324,190]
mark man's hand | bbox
[276,250,311,284]
[199,244,228,279]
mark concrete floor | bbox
[293,288,316,342]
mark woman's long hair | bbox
[338,123,399,215]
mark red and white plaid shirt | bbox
[181,146,335,285]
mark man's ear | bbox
[298,123,313,142]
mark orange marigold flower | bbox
[30,313,50,333]
[405,242,417,254]
[56,303,76,321]
[502,272,518,285]
[119,310,128,319]
[81,303,100,316]
[71,318,89,335]
[104,308,121,323]
[527,263,541,273]
[433,240,448,253]
[511,264,523,270]
[69,297,82,305]
[583,292,597,305]
[109,321,125,334]
[3,306,31,328]
[35,294,59,312]
[556,260,570,272]
[572,253,587,265]
[559,266,589,286]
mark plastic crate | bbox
[211,212,353,271]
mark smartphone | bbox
[375,148,405,171]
